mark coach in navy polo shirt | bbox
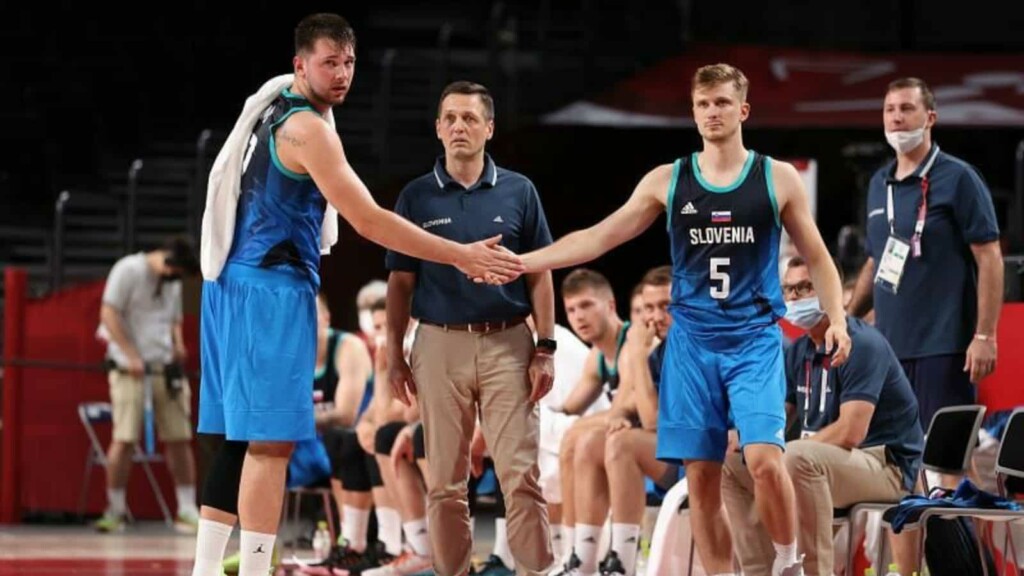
[724,256,924,576]
[384,81,556,576]
[848,77,1003,429]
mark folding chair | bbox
[76,401,174,525]
[838,404,987,574]
[282,481,337,557]
[906,407,1024,576]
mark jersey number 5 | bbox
[710,257,731,299]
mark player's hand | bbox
[126,354,145,378]
[470,425,487,478]
[389,424,416,477]
[388,352,417,406]
[528,351,555,403]
[964,337,997,383]
[355,420,377,455]
[727,429,741,453]
[825,321,852,366]
[455,235,524,284]
[174,344,188,364]
[607,415,633,435]
[625,319,656,353]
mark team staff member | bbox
[848,77,1003,429]
[386,81,556,576]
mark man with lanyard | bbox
[723,256,924,576]
[848,77,1003,436]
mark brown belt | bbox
[420,316,526,334]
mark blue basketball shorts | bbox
[656,322,787,463]
[198,263,317,442]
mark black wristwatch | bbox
[536,338,557,353]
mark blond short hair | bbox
[692,63,749,101]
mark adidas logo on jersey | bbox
[680,202,698,215]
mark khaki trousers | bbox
[722,440,906,576]
[412,323,553,576]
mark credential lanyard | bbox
[802,357,831,430]
[887,145,940,258]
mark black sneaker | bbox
[342,540,394,576]
[297,540,367,575]
[599,550,626,575]
[472,554,514,576]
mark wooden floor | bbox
[0,517,500,575]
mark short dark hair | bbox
[785,255,844,283]
[162,235,199,275]
[641,265,672,288]
[295,13,356,55]
[561,268,613,299]
[438,81,495,120]
[887,77,936,111]
[368,297,386,313]
[630,282,645,299]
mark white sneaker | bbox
[361,550,433,576]
[174,510,200,534]
[776,556,805,576]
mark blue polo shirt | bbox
[865,143,1000,360]
[784,317,924,491]
[385,154,553,324]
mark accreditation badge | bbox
[875,235,911,295]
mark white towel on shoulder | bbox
[200,74,339,280]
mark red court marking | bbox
[0,559,190,576]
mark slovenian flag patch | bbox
[711,210,732,223]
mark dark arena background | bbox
[2,2,1023,575]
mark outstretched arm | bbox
[521,164,672,273]
[278,113,522,280]
[775,159,851,365]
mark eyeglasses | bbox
[781,280,815,299]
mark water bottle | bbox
[312,521,331,561]
[884,563,902,576]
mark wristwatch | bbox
[536,338,558,353]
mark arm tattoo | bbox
[278,128,306,148]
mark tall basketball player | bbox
[520,64,851,576]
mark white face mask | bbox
[784,296,826,330]
[358,309,375,336]
[884,127,926,154]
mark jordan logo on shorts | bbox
[681,202,698,215]
[493,215,504,223]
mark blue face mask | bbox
[784,296,825,330]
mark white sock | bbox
[575,523,603,573]
[176,484,198,516]
[191,519,234,576]
[493,518,514,568]
[565,525,576,558]
[342,505,370,552]
[376,507,403,556]
[239,530,276,576]
[107,487,126,517]
[551,524,566,560]
[611,523,641,576]
[771,540,798,575]
[403,518,431,558]
[470,515,476,537]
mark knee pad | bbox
[366,453,383,488]
[323,427,363,479]
[201,437,248,514]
